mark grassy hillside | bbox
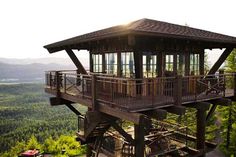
[0,83,86,154]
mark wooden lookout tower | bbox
[44,18,236,157]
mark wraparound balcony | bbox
[45,70,236,112]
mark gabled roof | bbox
[44,18,236,53]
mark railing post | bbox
[111,79,114,102]
[174,75,182,106]
[92,74,97,111]
[55,71,61,97]
[64,74,66,93]
[49,72,52,88]
[219,69,225,96]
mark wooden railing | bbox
[45,71,236,111]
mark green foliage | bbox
[225,49,236,72]
[217,48,236,156]
[1,135,86,157]
[0,83,86,156]
[26,135,41,150]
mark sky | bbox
[0,0,236,65]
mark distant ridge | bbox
[0,61,76,83]
[0,57,88,67]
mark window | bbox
[190,53,199,75]
[177,54,185,75]
[105,53,117,75]
[143,53,157,78]
[165,55,174,71]
[121,52,135,77]
[92,54,102,73]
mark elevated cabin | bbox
[44,18,236,157]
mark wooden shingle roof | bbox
[44,18,236,53]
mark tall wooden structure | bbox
[44,18,236,157]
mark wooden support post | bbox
[86,145,92,157]
[134,120,145,157]
[102,53,106,73]
[174,75,182,105]
[65,48,87,74]
[90,53,93,72]
[173,53,177,75]
[117,52,121,77]
[207,47,233,75]
[157,52,164,77]
[200,51,205,75]
[185,51,190,76]
[185,102,210,157]
[92,74,97,111]
[134,51,142,79]
[196,107,206,155]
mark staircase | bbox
[76,111,114,145]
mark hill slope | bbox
[0,62,75,83]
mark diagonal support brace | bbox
[65,48,87,74]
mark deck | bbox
[45,71,235,112]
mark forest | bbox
[0,83,86,156]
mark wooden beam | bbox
[99,104,145,125]
[91,74,98,111]
[117,52,121,77]
[200,51,205,75]
[65,103,81,115]
[157,52,164,77]
[206,104,217,122]
[49,97,72,106]
[102,53,106,73]
[185,51,190,76]
[207,47,233,75]
[142,109,167,120]
[174,132,217,150]
[128,35,135,46]
[111,122,134,144]
[162,106,186,115]
[196,107,206,153]
[185,102,211,110]
[65,48,87,74]
[208,98,231,106]
[134,51,142,79]
[134,120,145,157]
[47,90,148,124]
[89,52,93,72]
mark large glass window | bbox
[121,52,135,77]
[177,54,185,75]
[92,54,102,73]
[190,53,199,75]
[105,53,117,75]
[143,53,157,78]
[165,55,174,72]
